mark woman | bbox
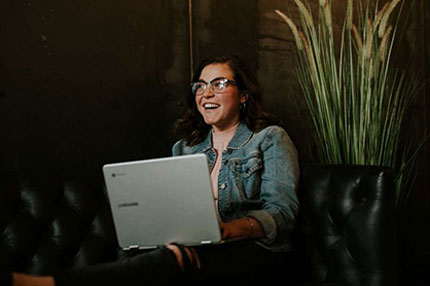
[6,54,299,285]
[172,54,299,282]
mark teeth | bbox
[204,103,220,109]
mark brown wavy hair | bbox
[174,54,279,146]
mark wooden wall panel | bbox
[0,0,189,169]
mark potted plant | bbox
[275,0,424,214]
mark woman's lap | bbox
[195,240,293,282]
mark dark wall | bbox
[1,0,430,283]
[0,0,312,169]
[0,0,189,169]
[397,1,430,284]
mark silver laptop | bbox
[102,154,223,250]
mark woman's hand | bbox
[166,245,200,270]
[219,217,264,239]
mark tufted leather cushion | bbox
[0,168,119,275]
[295,165,398,286]
[0,164,398,286]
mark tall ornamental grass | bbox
[275,0,423,213]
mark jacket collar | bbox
[226,122,253,150]
[194,122,253,153]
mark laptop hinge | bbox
[200,240,212,245]
[127,245,140,250]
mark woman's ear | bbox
[240,93,249,104]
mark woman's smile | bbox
[203,103,220,110]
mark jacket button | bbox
[221,183,227,190]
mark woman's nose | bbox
[202,85,215,97]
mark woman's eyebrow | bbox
[198,76,226,82]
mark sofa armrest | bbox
[294,164,398,286]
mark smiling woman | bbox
[172,54,300,283]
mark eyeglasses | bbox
[190,77,237,96]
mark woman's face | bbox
[195,63,247,132]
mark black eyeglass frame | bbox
[190,77,237,96]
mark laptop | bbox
[102,154,226,250]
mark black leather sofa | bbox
[0,164,398,286]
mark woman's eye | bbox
[192,83,206,94]
[214,81,225,89]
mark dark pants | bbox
[195,240,295,285]
[54,247,181,286]
[54,241,295,286]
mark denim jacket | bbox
[172,122,299,252]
